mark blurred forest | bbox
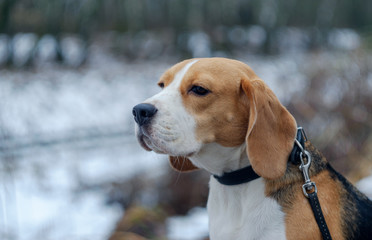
[1,0,372,67]
[1,1,372,240]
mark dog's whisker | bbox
[174,156,182,185]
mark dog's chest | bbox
[207,178,287,240]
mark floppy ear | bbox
[169,156,199,172]
[241,78,297,179]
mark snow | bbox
[14,190,122,240]
[167,207,209,240]
[328,29,361,51]
[357,174,372,199]
[0,48,171,240]
[0,132,165,240]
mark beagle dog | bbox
[132,58,372,240]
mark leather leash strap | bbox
[295,127,332,240]
[308,192,332,240]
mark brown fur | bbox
[158,59,193,88]
[180,59,253,147]
[169,156,198,172]
[284,171,344,240]
[241,78,297,179]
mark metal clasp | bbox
[299,150,317,198]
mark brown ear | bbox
[241,78,297,179]
[169,156,199,172]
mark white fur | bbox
[208,177,286,240]
[189,143,249,176]
[138,60,201,156]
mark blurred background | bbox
[0,0,372,239]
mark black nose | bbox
[132,103,158,126]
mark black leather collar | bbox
[213,165,260,185]
[213,127,307,186]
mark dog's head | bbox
[133,58,296,179]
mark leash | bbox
[294,127,332,240]
[214,127,332,239]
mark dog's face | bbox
[133,58,297,179]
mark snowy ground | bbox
[357,175,372,199]
[0,48,172,239]
[0,46,371,240]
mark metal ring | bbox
[302,182,317,198]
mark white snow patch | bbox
[328,29,361,51]
[356,174,372,199]
[167,207,209,240]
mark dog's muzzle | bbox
[132,103,160,152]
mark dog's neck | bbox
[207,170,286,240]
[201,143,288,240]
[189,143,250,176]
[188,143,288,239]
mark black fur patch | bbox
[327,164,372,240]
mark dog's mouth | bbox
[135,125,198,157]
[136,126,168,154]
[137,132,152,151]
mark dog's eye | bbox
[158,82,164,89]
[189,85,210,96]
